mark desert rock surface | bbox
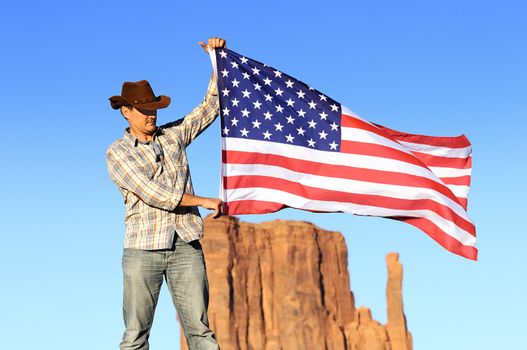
[181,216,412,350]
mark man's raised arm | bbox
[165,37,227,146]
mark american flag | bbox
[211,48,476,260]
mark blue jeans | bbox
[120,236,219,350]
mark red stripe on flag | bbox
[411,151,472,169]
[398,217,478,260]
[225,199,286,214]
[440,176,471,186]
[225,198,477,260]
[341,114,394,141]
[340,114,471,170]
[456,197,468,210]
[374,124,472,148]
[223,150,463,208]
[223,174,475,236]
[341,140,426,168]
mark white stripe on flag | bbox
[429,166,472,178]
[341,127,414,155]
[223,187,476,247]
[398,140,472,158]
[444,184,470,199]
[223,162,471,222]
[224,137,448,189]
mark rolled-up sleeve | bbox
[169,79,219,146]
[106,147,183,211]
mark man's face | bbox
[122,107,158,136]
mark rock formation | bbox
[344,253,412,350]
[385,253,413,350]
[180,216,412,350]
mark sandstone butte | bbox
[181,215,412,350]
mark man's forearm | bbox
[179,194,223,218]
[179,193,207,207]
[210,70,216,87]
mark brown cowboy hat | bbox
[109,80,171,110]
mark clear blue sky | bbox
[1,1,525,349]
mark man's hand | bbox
[199,197,224,219]
[199,37,227,53]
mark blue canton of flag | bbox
[215,49,342,152]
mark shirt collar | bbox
[123,127,164,147]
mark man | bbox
[106,37,226,350]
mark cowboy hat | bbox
[109,80,171,110]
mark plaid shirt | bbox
[106,80,219,250]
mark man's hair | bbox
[120,105,134,118]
